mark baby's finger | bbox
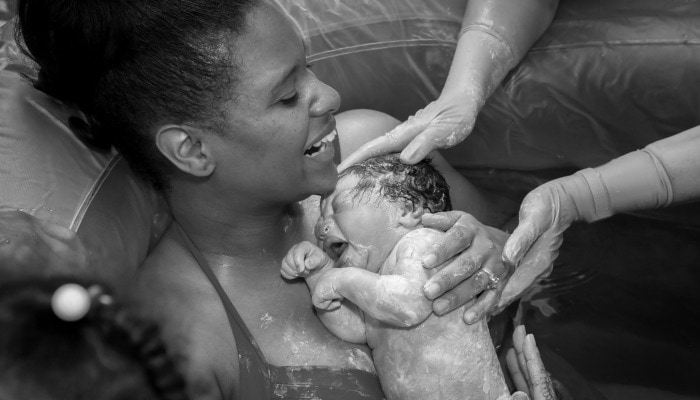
[304,251,328,271]
[280,255,299,279]
[513,326,531,387]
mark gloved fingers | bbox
[523,334,556,400]
[502,194,553,268]
[497,234,559,311]
[399,124,456,164]
[337,120,423,171]
[507,348,531,395]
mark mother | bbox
[16,0,555,398]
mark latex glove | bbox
[338,92,479,169]
[419,211,513,324]
[498,325,558,400]
[0,210,89,278]
[498,177,583,309]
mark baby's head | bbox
[316,153,451,270]
[336,153,452,214]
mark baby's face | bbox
[316,175,406,272]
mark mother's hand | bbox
[419,211,512,324]
[337,93,479,169]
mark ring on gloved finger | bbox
[482,267,500,290]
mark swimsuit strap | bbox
[174,222,271,399]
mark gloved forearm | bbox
[443,0,559,101]
[462,0,559,64]
[573,125,700,221]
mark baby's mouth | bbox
[323,235,348,261]
[304,130,337,157]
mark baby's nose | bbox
[315,219,336,240]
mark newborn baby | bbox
[281,154,508,400]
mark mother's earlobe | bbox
[155,125,215,177]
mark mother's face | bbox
[207,2,341,205]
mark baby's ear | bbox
[397,202,424,228]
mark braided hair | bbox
[0,277,188,400]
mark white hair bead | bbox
[51,283,91,322]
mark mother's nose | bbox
[309,76,341,117]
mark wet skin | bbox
[283,177,509,400]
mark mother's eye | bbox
[280,92,299,105]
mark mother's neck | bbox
[165,184,306,261]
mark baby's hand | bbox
[311,268,344,311]
[281,241,333,280]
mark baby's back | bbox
[365,229,508,400]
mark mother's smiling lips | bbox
[304,129,337,157]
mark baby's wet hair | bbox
[0,277,188,400]
[338,153,452,213]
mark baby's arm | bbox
[313,234,434,328]
[281,241,367,344]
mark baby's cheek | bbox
[339,245,372,270]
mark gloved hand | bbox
[338,26,516,170]
[498,176,584,309]
[500,147,675,309]
[499,325,559,400]
[338,91,481,169]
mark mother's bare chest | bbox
[214,248,376,373]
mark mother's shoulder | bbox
[132,225,239,400]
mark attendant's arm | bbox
[338,0,559,168]
[501,126,700,309]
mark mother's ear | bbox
[397,202,424,229]
[155,125,215,177]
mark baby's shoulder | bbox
[395,228,443,253]
[382,228,443,276]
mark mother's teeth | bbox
[311,129,337,148]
